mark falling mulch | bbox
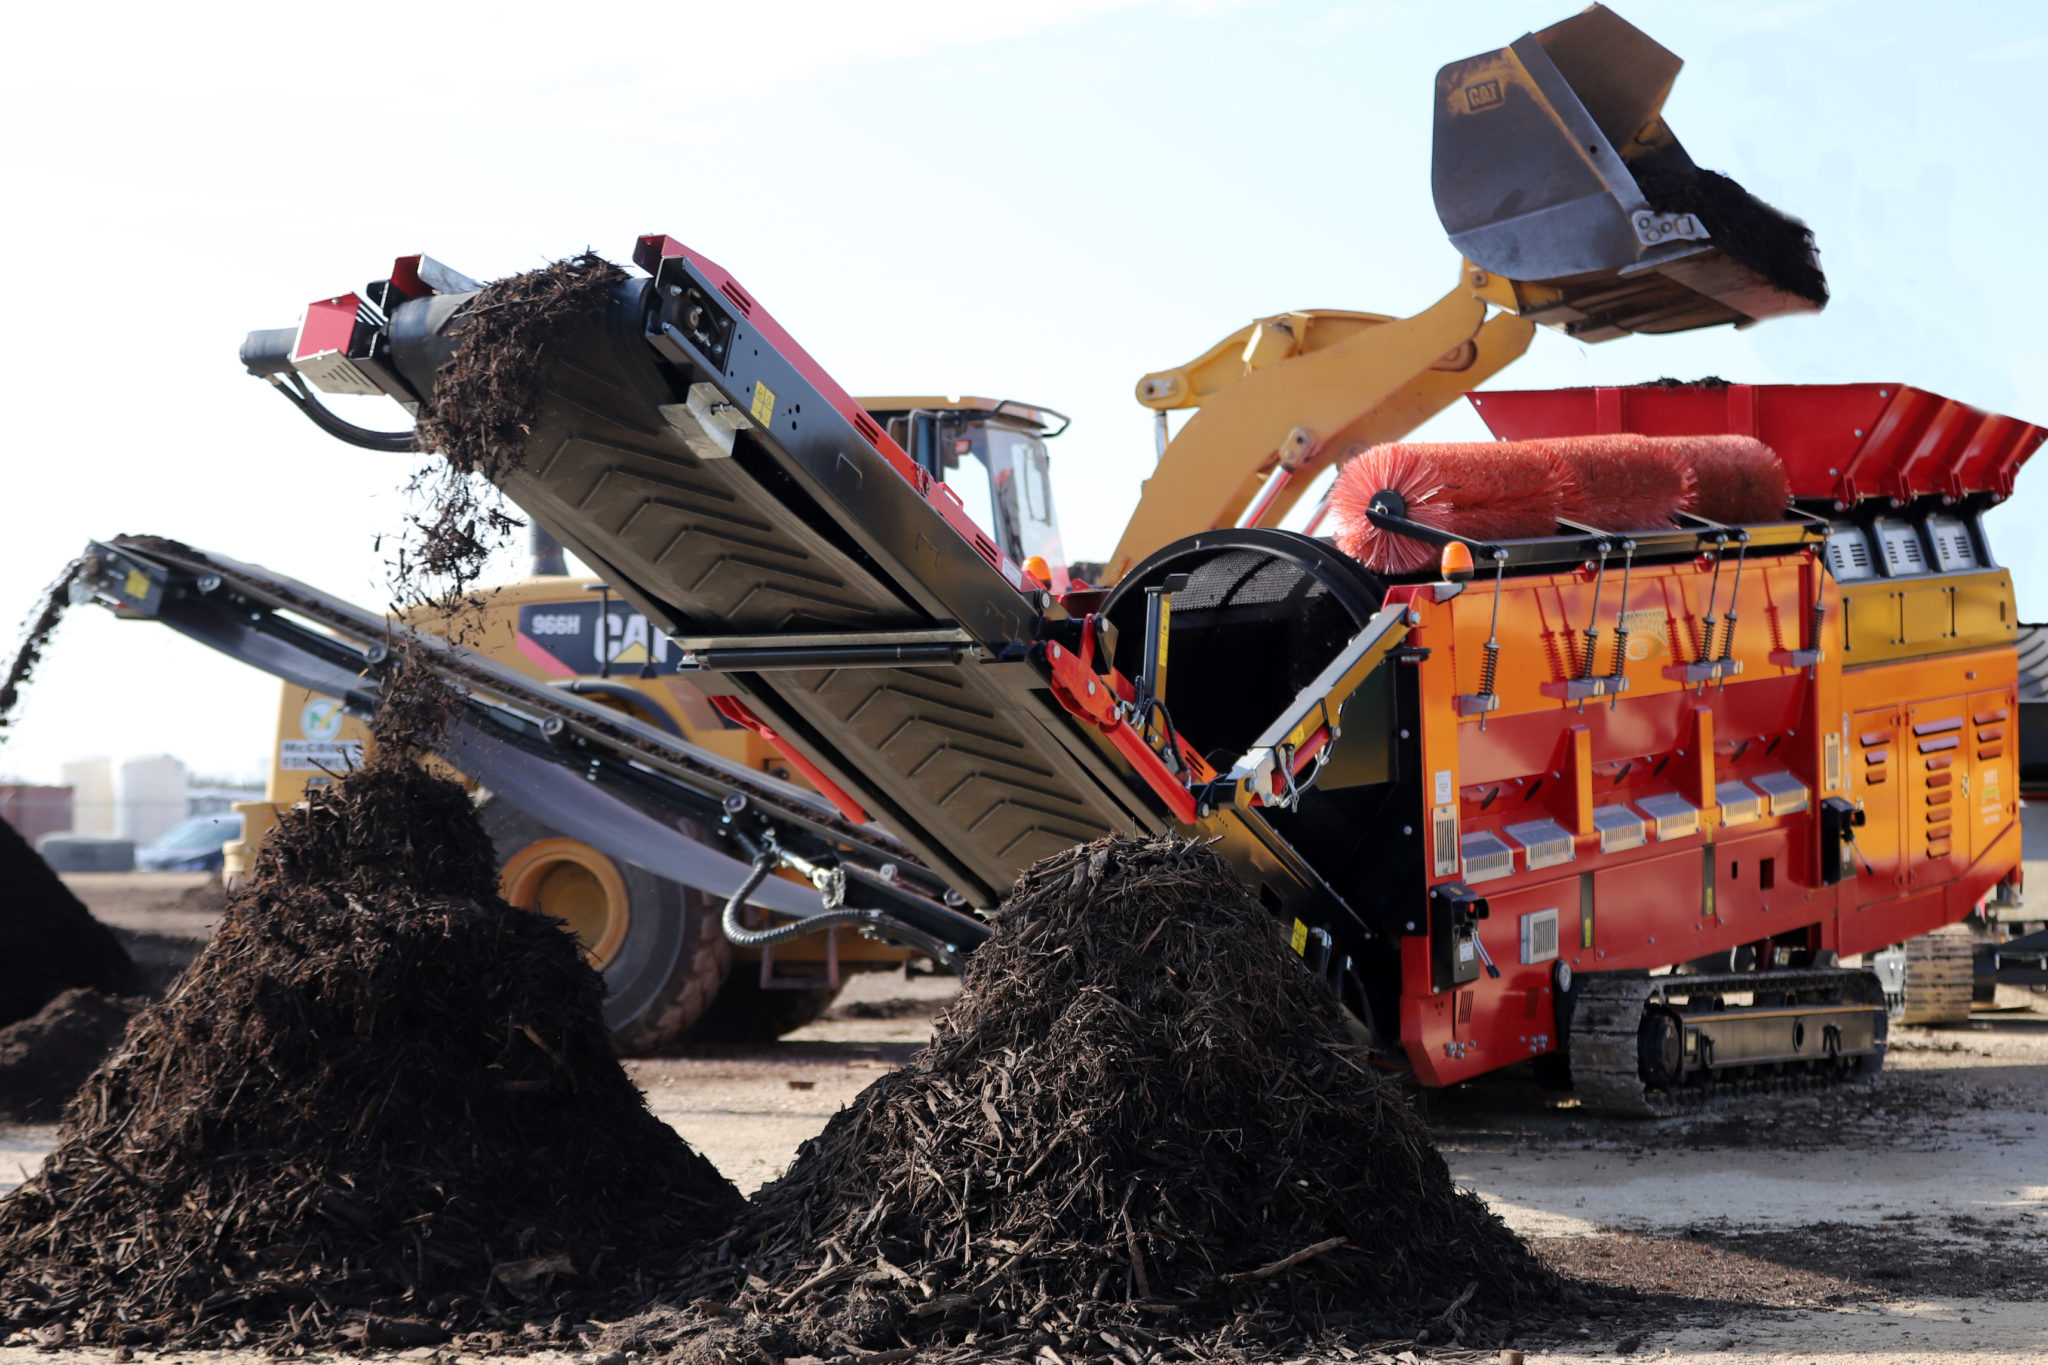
[0,561,80,739]
[400,252,624,608]
[0,557,142,1030]
[612,835,1556,1363]
[0,989,143,1124]
[0,753,742,1349]
[0,810,142,1029]
[1636,162,1828,307]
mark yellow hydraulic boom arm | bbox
[1104,267,1535,582]
[1103,3,1834,584]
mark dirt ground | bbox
[8,875,2047,1363]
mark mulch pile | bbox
[0,811,141,1029]
[0,558,142,1030]
[0,989,143,1124]
[1637,163,1828,307]
[0,754,741,1350]
[618,835,1552,1364]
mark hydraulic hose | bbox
[719,829,973,972]
[271,374,417,453]
[720,831,886,949]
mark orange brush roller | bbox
[1684,436,1790,524]
[1330,442,1565,574]
[1550,435,1695,531]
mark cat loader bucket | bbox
[1433,5,1826,341]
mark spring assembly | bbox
[1696,532,1729,674]
[1606,538,1637,708]
[1477,549,1507,730]
[1578,540,1611,681]
[1718,532,1751,663]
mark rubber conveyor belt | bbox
[377,245,1162,906]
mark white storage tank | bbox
[59,756,115,837]
[115,754,189,847]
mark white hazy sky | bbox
[2,0,2043,785]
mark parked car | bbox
[136,812,244,872]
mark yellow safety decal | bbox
[750,380,776,426]
[123,568,149,599]
[1290,918,1309,956]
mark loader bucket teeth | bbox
[1432,4,1825,340]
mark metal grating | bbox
[1172,549,1325,613]
[1749,769,1810,816]
[1432,805,1460,878]
[1926,515,1980,572]
[1504,816,1576,871]
[1826,524,1876,582]
[1875,520,1928,576]
[1460,829,1516,883]
[1715,780,1763,826]
[1636,792,1700,841]
[1593,803,1648,853]
[1520,907,1560,964]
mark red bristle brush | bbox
[1684,435,1790,524]
[1329,442,1566,574]
[1549,435,1695,531]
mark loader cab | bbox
[863,397,1072,591]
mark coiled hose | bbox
[721,829,881,949]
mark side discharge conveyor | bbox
[73,535,985,971]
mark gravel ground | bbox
[12,875,2047,1363]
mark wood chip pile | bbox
[622,835,1552,1363]
[0,756,741,1349]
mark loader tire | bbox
[1900,922,1974,1027]
[687,969,842,1043]
[480,800,731,1054]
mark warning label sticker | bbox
[750,380,776,425]
[281,739,364,773]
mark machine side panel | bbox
[1967,684,2019,866]
[1711,826,1801,949]
[1835,647,2020,953]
